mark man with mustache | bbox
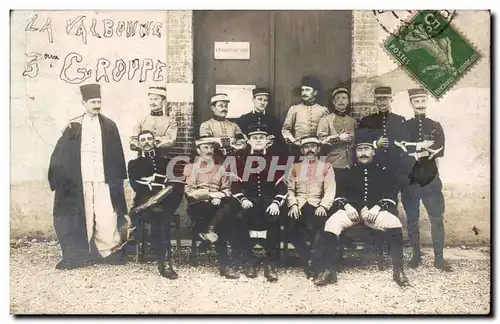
[286,137,336,280]
[184,136,241,279]
[317,128,410,287]
[399,88,452,272]
[236,87,285,155]
[282,76,329,157]
[359,86,408,188]
[230,123,288,282]
[130,86,178,157]
[48,83,128,269]
[127,130,185,279]
[199,93,247,159]
[317,84,357,170]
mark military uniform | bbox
[200,94,247,160]
[127,148,184,278]
[316,128,409,287]
[130,86,178,157]
[400,88,450,271]
[285,137,336,274]
[236,88,286,155]
[230,124,288,280]
[317,86,357,169]
[184,140,240,277]
[358,86,408,185]
[282,76,329,157]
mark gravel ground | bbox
[10,241,490,315]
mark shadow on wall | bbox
[10,180,490,246]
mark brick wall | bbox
[350,11,379,119]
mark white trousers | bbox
[83,181,121,258]
[325,209,402,236]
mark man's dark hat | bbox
[80,84,101,101]
[300,75,322,91]
[247,123,269,136]
[252,87,270,98]
[374,86,392,97]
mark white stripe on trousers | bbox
[83,181,121,258]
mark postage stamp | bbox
[383,10,482,98]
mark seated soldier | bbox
[286,136,336,280]
[231,123,287,282]
[127,130,184,279]
[184,136,240,279]
[317,128,410,287]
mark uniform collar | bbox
[302,100,317,107]
[142,149,157,158]
[83,113,100,122]
[212,116,226,122]
[252,109,266,115]
[150,109,164,116]
[415,113,427,119]
[250,148,267,155]
[378,110,390,117]
[334,109,347,117]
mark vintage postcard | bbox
[9,10,490,315]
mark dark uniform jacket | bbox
[231,149,287,206]
[333,162,398,214]
[236,111,286,155]
[402,115,445,186]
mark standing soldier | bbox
[400,88,452,272]
[282,76,329,156]
[127,130,185,279]
[231,123,288,282]
[286,136,336,279]
[319,128,410,287]
[317,84,357,170]
[199,93,247,159]
[236,87,285,155]
[130,86,178,157]
[359,86,408,186]
[184,136,241,279]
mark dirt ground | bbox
[10,242,490,315]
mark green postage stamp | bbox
[384,10,482,98]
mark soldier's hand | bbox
[141,175,155,183]
[339,132,352,142]
[366,205,381,223]
[420,139,435,149]
[211,198,222,206]
[288,205,301,219]
[241,199,254,210]
[376,136,389,148]
[266,202,280,216]
[284,136,294,145]
[344,204,360,222]
[209,192,225,199]
[315,206,328,217]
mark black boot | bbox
[431,216,453,272]
[219,266,240,279]
[264,264,278,282]
[386,228,411,287]
[314,269,336,286]
[245,265,258,278]
[159,262,179,279]
[408,246,422,269]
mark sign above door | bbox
[214,41,250,60]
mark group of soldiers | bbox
[124,75,451,287]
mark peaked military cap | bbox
[252,87,270,98]
[354,127,377,148]
[195,135,219,147]
[148,86,167,98]
[408,87,427,99]
[210,93,230,104]
[374,86,392,97]
[247,123,269,136]
[299,136,321,147]
[331,83,350,98]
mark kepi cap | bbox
[300,136,321,147]
[374,86,392,97]
[252,87,270,98]
[247,123,269,137]
[211,93,230,104]
[80,84,101,101]
[331,83,350,98]
[408,87,427,99]
[354,128,376,148]
[300,75,322,91]
[148,86,167,98]
[195,136,220,147]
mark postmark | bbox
[383,10,481,98]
